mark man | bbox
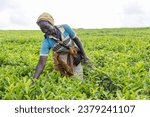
[33,12,89,80]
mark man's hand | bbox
[83,56,89,63]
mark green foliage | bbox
[0,28,150,100]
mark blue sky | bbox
[0,0,150,29]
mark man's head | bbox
[38,20,54,35]
[37,12,55,35]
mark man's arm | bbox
[73,36,89,62]
[33,56,48,79]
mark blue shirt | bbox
[40,24,76,56]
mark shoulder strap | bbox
[54,38,70,49]
[44,34,70,49]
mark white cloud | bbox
[0,0,150,29]
[120,0,150,27]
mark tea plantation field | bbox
[0,28,150,100]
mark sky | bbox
[0,0,150,29]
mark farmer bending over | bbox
[33,12,89,80]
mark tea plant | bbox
[0,28,150,100]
